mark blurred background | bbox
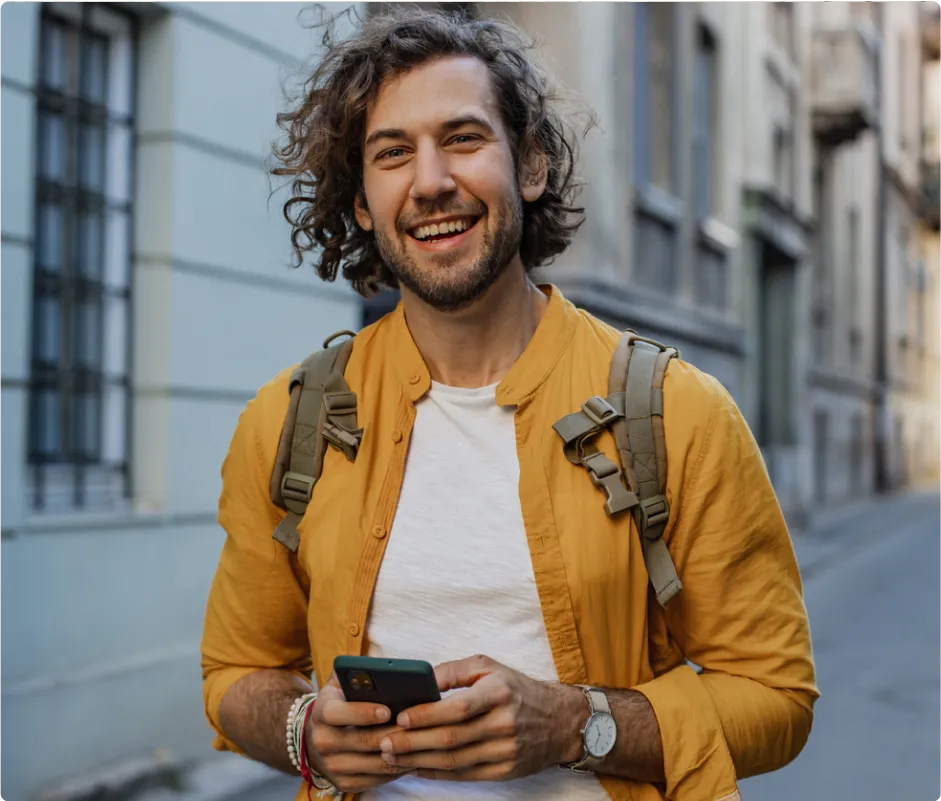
[1,2,939,800]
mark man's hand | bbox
[305,675,414,794]
[377,655,586,782]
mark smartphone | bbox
[334,655,441,722]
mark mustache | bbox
[397,201,486,233]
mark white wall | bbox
[1,3,361,798]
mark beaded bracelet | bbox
[286,692,341,798]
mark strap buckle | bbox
[639,495,670,539]
[281,471,315,505]
[581,396,620,427]
[581,452,638,517]
[323,421,362,459]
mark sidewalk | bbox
[788,487,939,581]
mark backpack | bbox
[269,329,682,607]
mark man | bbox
[201,9,817,801]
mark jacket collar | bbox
[388,284,579,406]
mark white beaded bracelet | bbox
[286,692,342,798]
[286,692,316,771]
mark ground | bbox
[740,489,940,801]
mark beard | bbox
[373,193,523,313]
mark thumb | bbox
[434,654,497,693]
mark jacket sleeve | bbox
[633,364,819,799]
[200,387,313,753]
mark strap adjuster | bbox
[281,471,315,505]
[323,391,357,416]
[581,396,620,427]
[639,495,670,539]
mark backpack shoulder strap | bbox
[608,331,682,607]
[269,330,361,552]
[551,330,683,607]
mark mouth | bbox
[407,216,481,249]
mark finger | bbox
[329,773,413,795]
[415,762,513,782]
[311,722,404,756]
[383,738,515,771]
[320,697,392,727]
[322,751,417,778]
[381,710,499,754]
[434,654,496,694]
[399,674,506,729]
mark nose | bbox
[409,142,457,202]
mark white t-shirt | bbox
[363,381,608,801]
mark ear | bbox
[354,192,373,231]
[519,146,548,203]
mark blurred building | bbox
[1,2,938,799]
[475,1,941,523]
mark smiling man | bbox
[200,9,817,801]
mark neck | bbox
[399,260,549,388]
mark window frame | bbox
[27,2,137,513]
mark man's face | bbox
[357,56,541,312]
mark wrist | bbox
[555,684,590,764]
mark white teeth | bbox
[413,218,473,240]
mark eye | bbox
[449,133,480,146]
[377,147,408,161]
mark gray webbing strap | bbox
[625,342,661,501]
[624,339,683,606]
[271,332,361,552]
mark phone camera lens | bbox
[350,671,375,691]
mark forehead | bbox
[366,55,501,135]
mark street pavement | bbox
[740,488,940,801]
[210,490,941,801]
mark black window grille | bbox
[28,4,135,511]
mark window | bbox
[898,35,909,152]
[633,4,679,296]
[847,207,861,364]
[693,25,718,220]
[634,3,676,193]
[768,69,795,203]
[813,410,829,502]
[28,4,135,511]
[812,154,834,364]
[769,2,795,59]
[692,25,726,311]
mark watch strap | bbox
[560,686,611,773]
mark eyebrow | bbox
[363,114,496,150]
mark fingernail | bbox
[382,752,395,764]
[397,713,410,728]
[375,707,390,722]
[380,738,392,753]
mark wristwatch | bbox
[560,686,617,773]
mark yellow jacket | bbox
[201,286,818,801]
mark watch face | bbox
[585,712,617,758]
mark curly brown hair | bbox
[270,6,591,297]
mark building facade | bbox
[1,3,362,798]
[1,2,938,799]
[474,1,940,522]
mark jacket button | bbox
[349,623,360,637]
[409,373,421,384]
[391,430,402,443]
[372,525,387,539]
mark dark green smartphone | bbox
[334,656,441,722]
